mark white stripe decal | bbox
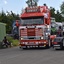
[19,26,26,29]
[36,25,45,28]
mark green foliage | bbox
[60,2,64,14]
[0,2,64,34]
[60,1,64,21]
[50,6,64,22]
[0,10,19,34]
[7,36,19,46]
[55,10,62,22]
[50,7,55,17]
[7,36,13,43]
[11,40,19,46]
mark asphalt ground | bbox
[0,47,64,64]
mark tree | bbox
[55,10,62,22]
[60,2,64,21]
[0,10,19,34]
[50,7,56,17]
[50,7,63,22]
[60,2,64,14]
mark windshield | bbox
[21,17,44,26]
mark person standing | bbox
[57,26,62,37]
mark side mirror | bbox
[45,18,49,25]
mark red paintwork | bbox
[50,35,56,40]
[20,6,50,25]
[20,39,48,46]
[20,6,50,18]
[27,28,35,36]
[16,20,20,27]
[53,42,58,45]
[19,5,51,47]
[21,12,44,18]
[20,40,47,42]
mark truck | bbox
[19,0,51,49]
[52,22,64,50]
[12,20,20,39]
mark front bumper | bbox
[20,40,48,46]
[20,39,47,42]
[53,45,60,47]
[53,45,61,49]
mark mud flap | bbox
[49,39,51,47]
[63,39,64,46]
[47,39,51,48]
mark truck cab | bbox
[19,2,51,49]
[52,22,64,50]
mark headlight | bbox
[21,37,23,40]
[48,33,50,35]
[46,33,50,36]
[41,37,43,39]
[46,33,48,36]
[25,42,28,44]
[44,42,46,43]
[47,25,49,28]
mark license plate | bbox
[30,42,34,44]
[28,42,35,45]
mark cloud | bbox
[4,0,7,4]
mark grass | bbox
[7,36,19,46]
[11,39,19,46]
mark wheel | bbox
[49,39,51,47]
[22,46,27,49]
[46,39,51,48]
[63,39,64,47]
[53,46,62,50]
[60,39,63,49]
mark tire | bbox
[60,40,63,49]
[62,39,64,47]
[46,39,51,48]
[53,47,58,50]
[22,46,27,49]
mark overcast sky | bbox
[0,0,64,14]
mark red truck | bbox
[19,2,51,49]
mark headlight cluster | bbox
[45,33,48,36]
[45,33,50,36]
[21,37,24,40]
[41,37,44,39]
